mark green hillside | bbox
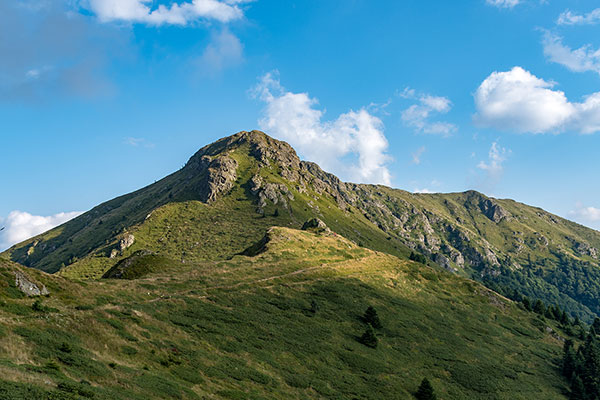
[0,227,576,399]
[3,130,600,323]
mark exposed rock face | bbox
[120,234,135,251]
[302,218,329,231]
[575,241,598,259]
[479,198,511,223]
[15,271,49,297]
[198,155,238,203]
[250,175,294,212]
[434,253,457,273]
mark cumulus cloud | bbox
[84,0,252,25]
[542,31,600,75]
[569,203,600,229]
[195,29,243,73]
[252,72,391,185]
[486,0,520,9]
[474,66,600,134]
[400,88,457,136]
[413,188,434,194]
[0,211,82,251]
[558,9,600,25]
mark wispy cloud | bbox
[0,1,122,101]
[251,71,392,185]
[486,0,521,9]
[558,8,600,26]
[124,137,155,148]
[195,29,244,74]
[411,146,426,165]
[0,210,83,251]
[542,31,600,75]
[474,66,600,134]
[477,142,509,180]
[400,88,457,136]
[84,0,253,25]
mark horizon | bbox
[2,0,600,249]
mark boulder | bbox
[14,271,49,297]
[302,218,329,231]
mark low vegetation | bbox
[0,227,577,398]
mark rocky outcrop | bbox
[302,218,329,231]
[250,175,294,212]
[479,198,511,223]
[15,271,49,297]
[199,155,238,203]
[120,234,135,251]
[575,241,598,259]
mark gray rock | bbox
[120,234,135,251]
[14,271,49,297]
[200,155,238,203]
[479,198,511,223]
[302,218,329,231]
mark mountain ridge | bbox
[4,130,600,322]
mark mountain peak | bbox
[186,130,300,169]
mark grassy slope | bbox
[356,187,600,321]
[56,145,412,279]
[0,228,572,399]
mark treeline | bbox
[480,262,597,323]
[561,320,600,399]
[514,294,587,338]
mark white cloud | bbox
[474,66,600,134]
[542,31,600,75]
[0,211,82,251]
[252,72,391,185]
[196,29,243,73]
[411,146,426,165]
[477,142,509,180]
[558,9,600,25]
[85,0,251,25]
[486,0,520,9]
[400,88,457,136]
[569,203,600,229]
[413,188,434,194]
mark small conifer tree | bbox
[359,325,378,348]
[364,306,382,329]
[522,297,532,311]
[569,375,585,400]
[533,299,546,315]
[310,299,319,314]
[415,377,436,400]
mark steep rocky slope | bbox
[3,130,600,321]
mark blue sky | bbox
[2,0,600,249]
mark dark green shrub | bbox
[415,377,436,400]
[364,306,382,329]
[359,325,378,348]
